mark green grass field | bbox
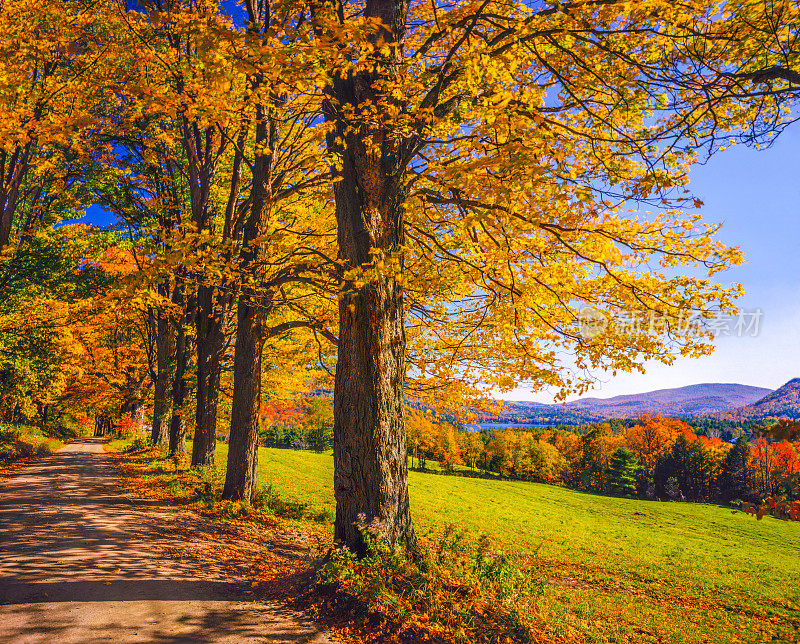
[205,442,799,642]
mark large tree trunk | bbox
[168,285,194,457]
[221,290,264,501]
[330,154,416,556]
[320,0,417,556]
[182,118,226,468]
[151,303,176,445]
[221,107,276,502]
[151,279,176,445]
[192,284,228,467]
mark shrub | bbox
[316,519,544,643]
[126,437,150,453]
[0,424,61,464]
[252,484,312,520]
[196,480,217,505]
[37,439,60,455]
[115,417,140,439]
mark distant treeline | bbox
[478,416,777,442]
[250,399,797,506]
[405,412,798,505]
[678,417,775,441]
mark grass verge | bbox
[0,424,63,482]
[107,439,800,643]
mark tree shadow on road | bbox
[0,438,330,643]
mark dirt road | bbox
[0,438,330,643]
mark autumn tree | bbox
[739,420,800,520]
[102,1,233,458]
[63,245,154,426]
[304,0,751,554]
[654,0,799,153]
[104,0,338,476]
[406,408,437,470]
[434,421,463,472]
[486,430,518,477]
[118,0,242,464]
[0,0,111,250]
[0,230,86,423]
[304,395,334,452]
[0,222,153,435]
[534,439,567,484]
[750,437,781,498]
[218,2,337,501]
[570,426,624,492]
[93,120,191,449]
[460,431,485,472]
[0,0,122,428]
[625,415,692,475]
[514,433,546,480]
[30,0,785,545]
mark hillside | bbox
[222,445,800,643]
[566,382,773,417]
[480,382,773,424]
[714,377,800,420]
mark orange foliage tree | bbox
[625,415,694,474]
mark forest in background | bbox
[1,0,799,639]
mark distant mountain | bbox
[712,378,800,420]
[478,383,774,425]
[565,383,773,418]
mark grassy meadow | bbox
[179,441,800,642]
[0,424,62,473]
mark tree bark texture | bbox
[151,302,176,445]
[330,160,416,556]
[168,284,194,456]
[192,283,228,466]
[324,0,417,555]
[221,107,276,502]
[221,287,264,501]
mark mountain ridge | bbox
[711,378,800,420]
[481,382,775,424]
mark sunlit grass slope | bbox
[212,443,799,643]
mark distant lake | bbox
[468,422,553,431]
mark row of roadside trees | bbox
[0,0,798,552]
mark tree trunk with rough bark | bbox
[221,107,276,502]
[323,0,418,555]
[221,288,264,501]
[151,305,176,445]
[330,148,416,556]
[192,283,228,466]
[168,285,194,457]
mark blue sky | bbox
[511,127,800,402]
[80,126,799,404]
